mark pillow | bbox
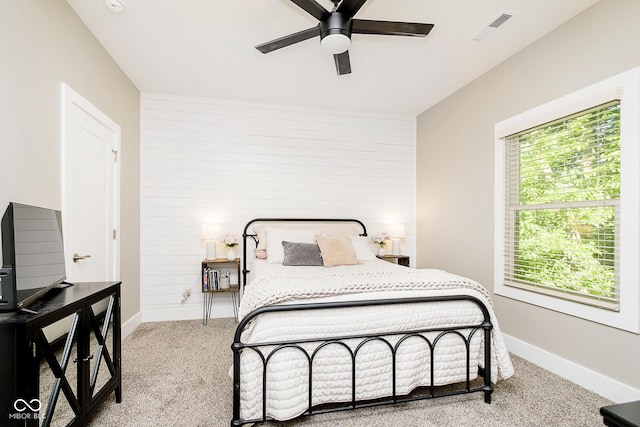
[349,235,377,261]
[266,228,320,263]
[281,241,323,266]
[315,235,361,267]
[253,248,267,260]
[319,223,361,237]
[253,223,362,250]
[255,224,319,251]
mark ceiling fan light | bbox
[321,33,351,55]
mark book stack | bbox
[203,267,219,291]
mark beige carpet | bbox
[87,318,611,427]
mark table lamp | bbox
[388,224,406,256]
[201,223,221,260]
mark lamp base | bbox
[392,238,401,255]
[206,241,217,260]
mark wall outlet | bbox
[181,288,192,304]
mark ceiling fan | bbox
[256,0,434,75]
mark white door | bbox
[61,83,120,283]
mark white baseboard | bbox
[141,304,236,323]
[121,311,142,339]
[504,333,640,403]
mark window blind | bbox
[503,101,621,310]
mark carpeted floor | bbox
[86,318,611,427]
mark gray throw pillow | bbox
[281,241,323,266]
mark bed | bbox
[231,218,513,426]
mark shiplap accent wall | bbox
[140,93,417,322]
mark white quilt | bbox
[236,263,514,422]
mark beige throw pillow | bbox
[315,235,361,267]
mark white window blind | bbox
[503,101,621,310]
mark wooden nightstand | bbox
[376,254,410,267]
[201,258,240,324]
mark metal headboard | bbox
[241,218,367,291]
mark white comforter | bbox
[236,260,514,422]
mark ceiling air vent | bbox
[471,11,516,41]
[104,0,125,14]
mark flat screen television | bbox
[0,202,68,312]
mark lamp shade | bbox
[201,223,221,260]
[200,223,221,241]
[388,224,406,238]
[389,224,405,256]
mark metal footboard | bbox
[231,295,493,426]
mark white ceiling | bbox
[66,0,599,116]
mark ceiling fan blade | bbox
[291,0,330,21]
[333,51,351,75]
[336,0,368,18]
[256,26,320,53]
[351,19,434,37]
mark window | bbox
[505,101,620,309]
[494,68,640,333]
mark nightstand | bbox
[201,258,240,325]
[376,254,410,267]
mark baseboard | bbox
[141,304,235,323]
[121,311,142,339]
[504,333,640,403]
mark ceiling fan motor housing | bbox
[320,13,352,40]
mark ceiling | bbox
[66,0,599,116]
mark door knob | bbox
[73,253,91,262]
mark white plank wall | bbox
[140,93,417,322]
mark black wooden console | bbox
[601,401,640,427]
[0,281,121,426]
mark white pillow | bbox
[253,223,361,250]
[349,235,377,261]
[266,228,320,263]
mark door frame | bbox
[60,83,121,281]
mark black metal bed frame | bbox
[240,218,368,289]
[232,218,493,426]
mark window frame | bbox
[494,67,640,333]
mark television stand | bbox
[0,281,121,426]
[56,281,75,288]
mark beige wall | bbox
[0,1,140,323]
[417,0,640,392]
